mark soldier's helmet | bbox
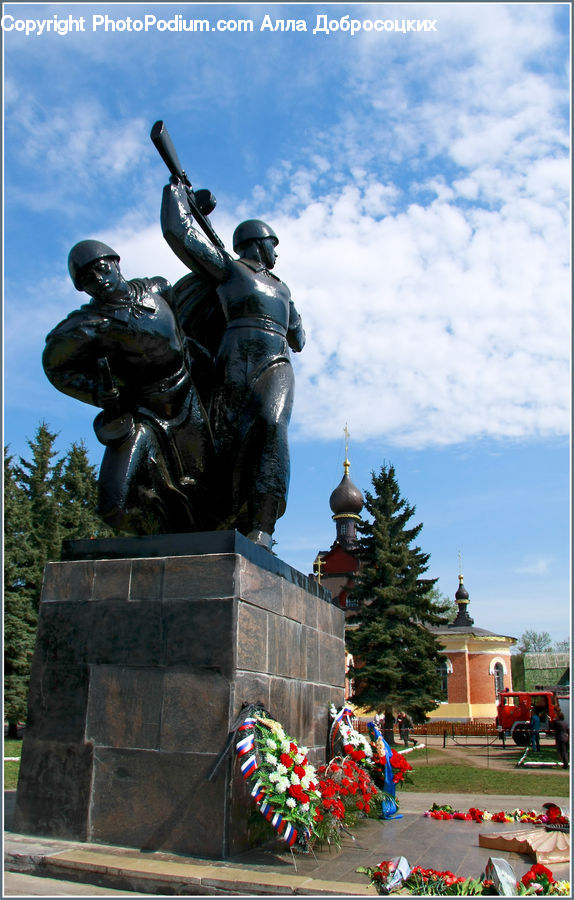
[68,240,120,290]
[232,220,278,254]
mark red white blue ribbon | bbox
[235,715,309,849]
[328,705,354,758]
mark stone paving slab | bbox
[4,792,571,896]
[4,871,150,896]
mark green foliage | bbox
[511,654,525,690]
[553,638,570,653]
[517,630,553,654]
[4,424,114,730]
[12,422,65,606]
[4,449,37,729]
[347,465,452,722]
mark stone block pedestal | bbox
[14,532,345,858]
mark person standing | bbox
[550,712,569,768]
[530,709,541,753]
[397,712,416,747]
[383,709,396,746]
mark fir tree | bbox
[4,449,37,736]
[4,425,113,735]
[14,422,65,608]
[60,441,113,541]
[347,464,450,726]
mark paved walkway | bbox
[4,791,571,896]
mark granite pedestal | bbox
[14,532,345,858]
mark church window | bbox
[439,658,449,700]
[493,662,504,697]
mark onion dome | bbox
[329,458,364,551]
[450,574,474,628]
[455,575,469,602]
[329,459,364,517]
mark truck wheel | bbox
[512,725,530,746]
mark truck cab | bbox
[496,690,563,745]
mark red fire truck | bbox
[496,689,569,745]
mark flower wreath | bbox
[235,709,321,850]
[328,704,373,763]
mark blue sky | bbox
[3,3,570,644]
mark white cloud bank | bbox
[4,3,570,452]
[275,170,569,448]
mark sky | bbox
[2,2,571,645]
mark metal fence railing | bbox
[352,717,498,737]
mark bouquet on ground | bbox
[371,743,414,785]
[520,863,570,895]
[357,858,570,895]
[425,802,570,827]
[314,755,383,847]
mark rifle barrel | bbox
[151,120,225,250]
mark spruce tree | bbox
[60,440,114,541]
[4,425,113,735]
[347,464,450,726]
[14,422,65,608]
[4,450,37,736]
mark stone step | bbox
[5,835,376,896]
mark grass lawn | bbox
[400,747,569,797]
[4,739,22,790]
[518,747,564,766]
[400,764,569,796]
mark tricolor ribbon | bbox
[328,705,354,758]
[235,714,305,849]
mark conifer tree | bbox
[4,425,113,735]
[60,440,113,541]
[4,450,37,736]
[347,464,450,726]
[14,422,65,608]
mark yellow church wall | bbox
[427,703,473,720]
[426,701,498,721]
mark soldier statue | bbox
[42,123,304,548]
[42,240,213,535]
[161,180,305,550]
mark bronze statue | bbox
[42,240,213,534]
[42,123,304,549]
[161,183,304,549]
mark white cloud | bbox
[514,557,553,576]
[6,94,148,181]
[270,167,570,447]
[4,3,569,454]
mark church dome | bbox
[455,575,470,601]
[329,462,364,517]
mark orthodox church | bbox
[311,452,516,722]
[426,574,516,722]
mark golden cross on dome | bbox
[314,555,324,583]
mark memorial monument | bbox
[14,121,345,858]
